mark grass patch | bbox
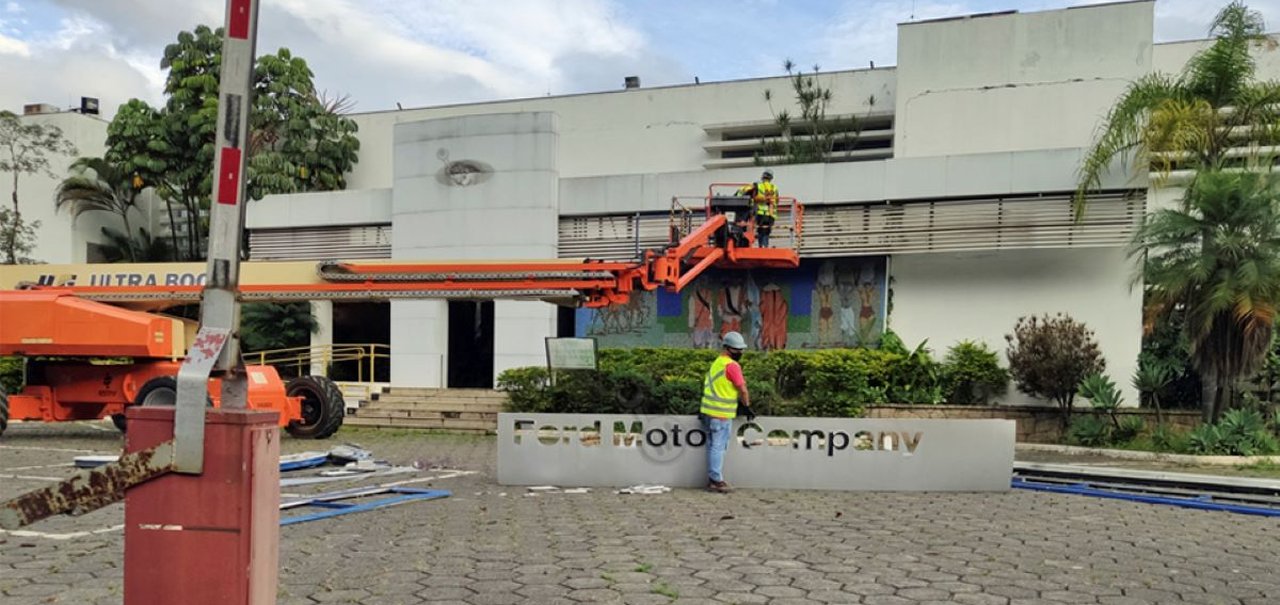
[634,562,653,573]
[651,581,678,599]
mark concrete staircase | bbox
[334,381,389,414]
[343,387,505,433]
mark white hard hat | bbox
[722,331,747,350]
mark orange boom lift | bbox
[0,186,802,438]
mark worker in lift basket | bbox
[735,171,779,247]
[700,331,755,493]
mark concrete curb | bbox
[1016,442,1280,466]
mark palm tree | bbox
[1131,169,1280,422]
[55,157,143,237]
[99,226,172,263]
[1075,1,1280,218]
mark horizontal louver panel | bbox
[249,224,392,261]
[797,193,1141,257]
[557,213,706,260]
[557,192,1142,259]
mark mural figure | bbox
[815,262,839,347]
[688,286,716,348]
[837,269,859,347]
[759,283,788,350]
[576,257,887,350]
[746,274,763,350]
[857,280,880,346]
[718,280,747,343]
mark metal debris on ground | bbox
[280,466,417,487]
[72,455,120,469]
[279,486,451,526]
[326,444,373,463]
[279,452,329,472]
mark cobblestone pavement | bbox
[1,422,1278,605]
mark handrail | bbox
[243,343,390,382]
[669,183,805,251]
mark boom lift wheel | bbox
[0,388,8,438]
[284,375,345,439]
[113,376,211,433]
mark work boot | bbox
[707,480,732,493]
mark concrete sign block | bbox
[498,413,1014,491]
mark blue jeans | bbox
[702,416,732,483]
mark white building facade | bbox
[16,1,1280,404]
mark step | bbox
[363,399,506,411]
[377,387,506,399]
[352,409,496,420]
[343,416,495,431]
[371,394,508,405]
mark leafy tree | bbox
[0,207,38,264]
[105,26,360,260]
[1131,169,1280,422]
[0,110,76,263]
[758,60,862,165]
[1005,313,1105,428]
[56,157,144,237]
[240,302,318,352]
[1075,1,1280,218]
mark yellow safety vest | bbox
[756,181,778,217]
[701,355,740,419]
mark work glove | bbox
[741,405,757,422]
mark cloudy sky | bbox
[2,0,1278,119]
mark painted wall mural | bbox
[575,257,889,350]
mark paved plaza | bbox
[1,422,1277,605]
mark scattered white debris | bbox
[616,485,671,495]
[524,486,592,495]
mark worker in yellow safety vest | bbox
[754,170,779,247]
[700,330,754,493]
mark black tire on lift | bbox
[284,375,345,440]
[114,376,211,433]
[0,389,9,438]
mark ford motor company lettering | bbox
[498,413,1014,491]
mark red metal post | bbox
[123,406,280,605]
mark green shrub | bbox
[1114,415,1145,443]
[1187,409,1280,456]
[499,341,956,418]
[1150,424,1191,453]
[0,356,22,394]
[941,340,1009,405]
[496,366,553,412]
[1068,415,1112,447]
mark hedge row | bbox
[498,335,1008,417]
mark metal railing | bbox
[668,183,805,250]
[244,343,391,382]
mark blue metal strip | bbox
[281,488,451,526]
[1012,478,1280,517]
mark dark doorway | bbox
[448,300,494,388]
[331,302,391,382]
[556,306,577,337]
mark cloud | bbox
[4,0,675,118]
[0,30,27,56]
[820,0,973,70]
[1151,0,1280,42]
